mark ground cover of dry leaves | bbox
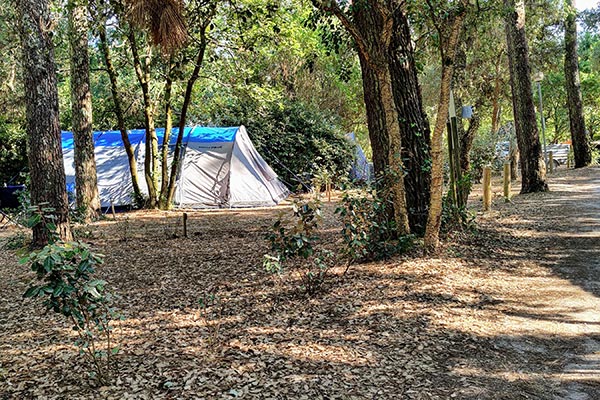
[1,167,599,400]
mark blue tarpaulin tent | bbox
[62,126,289,208]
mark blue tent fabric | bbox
[61,126,288,208]
[346,133,372,182]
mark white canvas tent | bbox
[62,126,289,208]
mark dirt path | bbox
[0,167,599,399]
[474,166,600,399]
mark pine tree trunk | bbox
[389,8,431,235]
[68,0,100,221]
[353,3,410,235]
[17,0,72,246]
[564,0,592,168]
[504,0,547,193]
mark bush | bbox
[263,198,334,296]
[211,98,354,189]
[0,118,27,186]
[21,208,120,385]
[335,173,412,266]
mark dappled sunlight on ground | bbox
[0,167,598,398]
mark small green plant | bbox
[1,231,29,250]
[263,198,333,296]
[21,206,120,385]
[335,174,412,269]
[441,192,476,234]
[197,292,223,349]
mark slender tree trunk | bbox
[424,12,465,251]
[165,23,211,207]
[94,15,142,203]
[564,0,592,167]
[68,0,100,221]
[129,31,159,207]
[17,0,72,246]
[159,59,174,209]
[460,110,481,174]
[504,0,547,193]
[490,55,504,134]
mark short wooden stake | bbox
[183,212,188,238]
[548,151,554,173]
[110,200,116,220]
[482,166,492,211]
[503,162,511,202]
[326,182,331,202]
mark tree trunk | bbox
[504,0,547,193]
[94,15,143,204]
[389,8,431,235]
[68,0,100,221]
[164,25,210,208]
[129,31,159,207]
[564,0,592,168]
[424,11,465,251]
[352,3,410,235]
[17,0,72,246]
[159,59,174,209]
[490,55,504,134]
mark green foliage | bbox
[469,137,497,183]
[335,175,412,266]
[0,118,27,185]
[21,209,120,385]
[212,98,353,188]
[263,198,333,296]
[441,191,476,234]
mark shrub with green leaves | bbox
[441,192,476,234]
[335,176,412,266]
[21,208,120,385]
[263,198,333,296]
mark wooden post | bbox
[312,178,320,200]
[326,182,331,202]
[548,151,554,173]
[110,200,116,220]
[503,162,511,202]
[183,212,188,238]
[482,166,492,211]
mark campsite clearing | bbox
[1,167,599,399]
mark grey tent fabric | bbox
[62,126,289,208]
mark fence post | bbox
[483,166,492,211]
[503,162,511,202]
[548,151,554,173]
[183,212,188,238]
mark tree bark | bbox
[424,9,465,251]
[17,0,72,246]
[504,0,547,193]
[159,59,174,209]
[164,24,210,208]
[129,31,159,207]
[352,2,410,235]
[564,0,592,168]
[68,0,100,221]
[94,13,143,203]
[389,8,431,235]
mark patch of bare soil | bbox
[0,167,598,399]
